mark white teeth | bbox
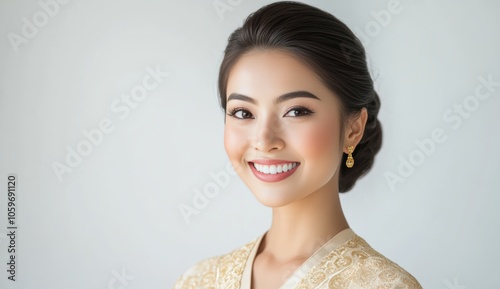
[253,162,298,174]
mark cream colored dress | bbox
[173,228,422,289]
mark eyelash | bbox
[226,107,252,119]
[226,105,315,119]
[284,105,315,117]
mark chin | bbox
[255,197,294,208]
[250,189,302,208]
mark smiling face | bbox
[224,49,346,208]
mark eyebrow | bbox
[227,90,321,105]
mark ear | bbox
[343,107,368,153]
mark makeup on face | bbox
[223,49,343,207]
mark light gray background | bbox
[1,0,499,288]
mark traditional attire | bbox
[173,228,422,289]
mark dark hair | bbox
[218,1,382,192]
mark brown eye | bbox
[284,106,314,117]
[228,108,254,119]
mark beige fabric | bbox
[240,232,264,288]
[173,229,422,289]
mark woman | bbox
[174,2,422,288]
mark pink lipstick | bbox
[248,160,300,182]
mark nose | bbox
[251,115,285,152]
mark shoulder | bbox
[172,254,219,289]
[327,234,422,289]
[172,237,258,289]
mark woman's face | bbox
[224,49,345,207]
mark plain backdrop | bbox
[0,0,499,288]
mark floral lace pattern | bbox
[295,236,421,288]
[173,233,422,289]
[173,239,256,289]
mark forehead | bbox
[226,49,332,101]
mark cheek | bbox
[294,118,341,161]
[224,125,247,162]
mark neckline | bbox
[241,228,357,289]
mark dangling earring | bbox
[346,146,354,168]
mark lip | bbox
[249,159,299,165]
[248,160,300,183]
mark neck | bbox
[260,183,349,262]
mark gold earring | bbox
[346,146,354,168]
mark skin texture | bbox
[224,49,368,289]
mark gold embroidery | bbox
[173,235,422,289]
[302,236,422,289]
[173,239,257,289]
